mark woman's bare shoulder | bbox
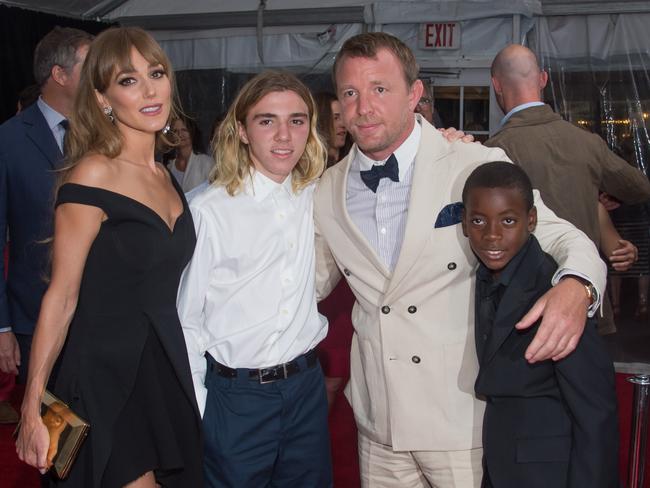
[66,153,119,188]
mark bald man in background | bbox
[485,44,650,334]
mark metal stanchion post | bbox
[628,374,650,488]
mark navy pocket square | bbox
[434,202,464,228]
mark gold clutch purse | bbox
[15,390,90,480]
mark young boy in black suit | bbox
[461,161,620,488]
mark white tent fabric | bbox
[0,0,645,72]
[157,24,363,72]
[107,0,369,17]
[534,13,650,64]
[366,0,541,23]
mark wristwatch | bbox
[582,282,597,306]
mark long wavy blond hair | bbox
[210,71,326,195]
[61,27,180,181]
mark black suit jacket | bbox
[474,237,619,488]
[0,102,62,334]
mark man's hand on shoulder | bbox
[0,330,20,375]
[515,276,589,363]
[609,239,638,272]
[599,192,621,211]
[438,127,475,144]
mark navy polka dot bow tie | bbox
[359,154,399,193]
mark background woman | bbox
[314,91,349,166]
[166,114,213,192]
[16,27,202,487]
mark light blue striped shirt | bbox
[346,120,421,271]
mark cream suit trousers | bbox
[359,432,483,488]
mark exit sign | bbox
[419,22,461,50]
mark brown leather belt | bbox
[207,349,318,384]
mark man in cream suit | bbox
[314,32,606,487]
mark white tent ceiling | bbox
[1,0,648,72]
[1,0,648,27]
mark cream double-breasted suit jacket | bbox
[314,116,606,452]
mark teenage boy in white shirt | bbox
[177,71,331,487]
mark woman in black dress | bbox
[16,27,202,487]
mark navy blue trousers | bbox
[202,354,332,488]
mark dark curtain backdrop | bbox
[0,5,109,124]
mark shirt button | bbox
[482,334,488,341]
[344,268,351,276]
[380,227,387,235]
[380,195,387,202]
[288,242,295,248]
[278,212,286,219]
[411,356,421,364]
[281,309,289,316]
[447,262,457,270]
[407,305,417,314]
[381,305,391,314]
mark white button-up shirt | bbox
[177,171,327,415]
[346,120,421,270]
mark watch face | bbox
[585,284,596,303]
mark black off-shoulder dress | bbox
[51,178,202,488]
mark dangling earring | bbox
[162,124,171,135]
[103,106,114,123]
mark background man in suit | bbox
[0,27,92,382]
[486,44,650,334]
[314,32,606,487]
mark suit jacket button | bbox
[408,305,417,314]
[381,305,390,314]
[447,262,457,270]
[343,268,351,276]
[411,355,421,364]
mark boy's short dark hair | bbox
[462,161,534,211]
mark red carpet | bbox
[2,375,648,487]
[329,390,360,487]
[0,384,40,487]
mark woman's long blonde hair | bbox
[210,71,326,195]
[62,27,180,180]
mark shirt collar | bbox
[500,101,545,127]
[244,169,295,202]
[37,97,66,132]
[355,116,421,181]
[476,235,533,288]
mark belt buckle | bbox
[259,367,274,384]
[258,363,289,384]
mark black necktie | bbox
[360,154,399,193]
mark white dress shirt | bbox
[346,120,421,270]
[177,171,327,415]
